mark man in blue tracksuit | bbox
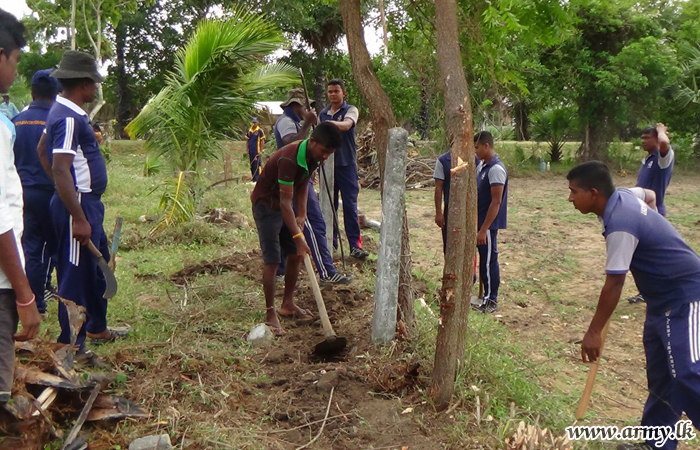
[12,69,60,314]
[473,131,508,314]
[46,51,123,354]
[319,79,368,260]
[628,124,674,304]
[568,161,700,450]
[273,89,352,285]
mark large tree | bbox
[429,0,478,411]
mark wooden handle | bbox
[575,320,611,419]
[85,240,103,259]
[303,253,335,339]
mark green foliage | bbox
[143,153,162,177]
[126,12,297,173]
[126,10,296,232]
[486,125,516,141]
[530,107,577,162]
[8,76,32,110]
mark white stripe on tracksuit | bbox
[484,231,492,300]
[305,218,329,279]
[690,301,700,364]
[69,193,81,266]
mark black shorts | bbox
[252,202,297,264]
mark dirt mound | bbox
[170,250,261,284]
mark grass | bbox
[23,139,700,449]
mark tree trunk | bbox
[514,101,530,141]
[313,48,326,112]
[114,20,131,138]
[429,0,478,411]
[578,121,609,161]
[70,0,77,50]
[340,0,415,337]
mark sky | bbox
[4,1,31,19]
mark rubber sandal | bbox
[277,308,315,325]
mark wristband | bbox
[16,295,36,308]
[292,232,303,239]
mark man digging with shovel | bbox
[251,122,342,337]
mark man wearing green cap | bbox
[45,51,122,356]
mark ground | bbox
[17,141,700,449]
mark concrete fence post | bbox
[371,127,408,344]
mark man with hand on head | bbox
[0,8,42,403]
[567,161,700,450]
[628,124,674,304]
[251,122,342,337]
[12,69,61,315]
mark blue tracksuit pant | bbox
[640,300,700,449]
[277,181,337,279]
[22,186,56,313]
[51,192,110,348]
[333,164,362,250]
[477,229,499,302]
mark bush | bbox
[530,108,577,163]
[486,125,516,141]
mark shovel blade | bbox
[97,257,117,298]
[314,336,347,356]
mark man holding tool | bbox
[319,79,368,260]
[567,161,700,450]
[273,89,352,285]
[12,69,61,315]
[46,51,125,352]
[251,122,342,337]
[245,117,265,182]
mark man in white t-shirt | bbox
[0,8,41,403]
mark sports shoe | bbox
[320,273,354,286]
[276,274,284,283]
[350,247,369,260]
[617,443,653,450]
[627,293,646,304]
[482,299,499,314]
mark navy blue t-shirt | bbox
[12,100,53,188]
[319,102,358,167]
[45,97,107,196]
[603,188,700,313]
[635,148,674,216]
[477,154,508,230]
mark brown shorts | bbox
[252,202,297,264]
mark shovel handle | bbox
[303,253,336,339]
[575,320,611,419]
[85,240,103,259]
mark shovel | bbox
[303,252,347,356]
[85,240,118,299]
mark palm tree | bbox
[126,9,297,232]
